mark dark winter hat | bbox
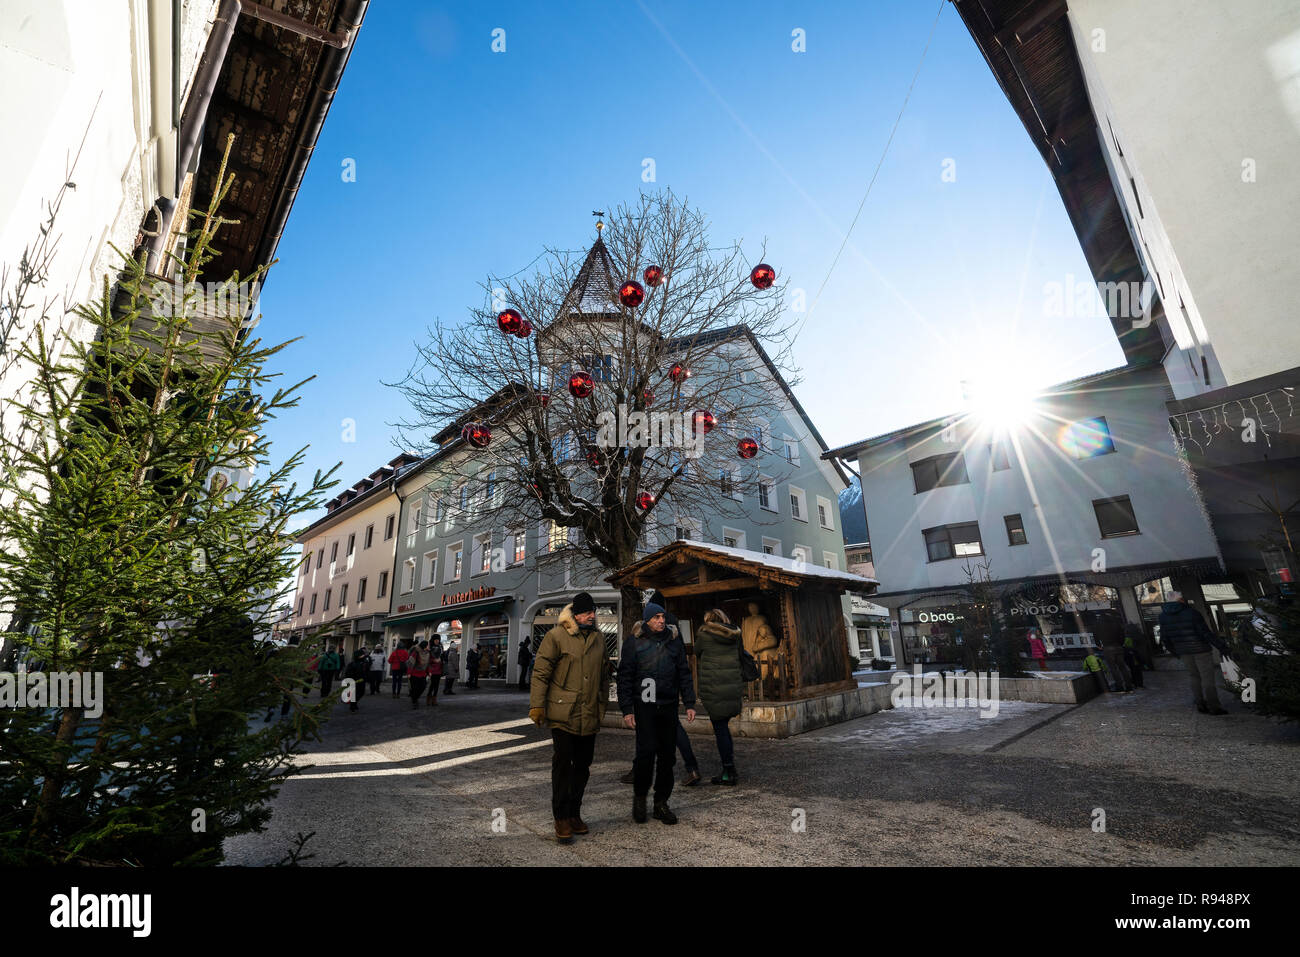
[643,602,666,623]
[572,592,596,615]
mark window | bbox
[817,495,834,531]
[458,483,469,514]
[783,435,801,466]
[309,594,317,614]
[407,499,422,543]
[358,578,367,603]
[297,598,304,616]
[317,548,324,569]
[789,486,807,522]
[324,588,331,610]
[761,537,781,557]
[1094,495,1139,538]
[791,545,811,566]
[720,469,742,501]
[1005,514,1027,546]
[485,472,498,509]
[330,542,338,563]
[402,559,416,593]
[923,522,984,562]
[911,453,970,493]
[436,496,447,524]
[674,517,701,542]
[755,418,770,452]
[474,533,492,575]
[346,533,355,556]
[339,583,348,607]
[384,513,395,540]
[364,524,374,549]
[547,521,568,553]
[722,528,746,550]
[302,552,311,571]
[822,551,838,570]
[758,476,775,512]
[990,441,1011,472]
[446,543,464,582]
[377,570,388,598]
[1062,417,1116,459]
[510,527,526,565]
[581,354,614,382]
[720,469,732,497]
[422,551,438,588]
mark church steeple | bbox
[559,233,619,320]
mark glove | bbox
[529,707,544,726]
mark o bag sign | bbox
[916,610,960,623]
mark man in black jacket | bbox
[617,603,696,825]
[1158,592,1228,714]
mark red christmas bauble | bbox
[514,319,533,338]
[636,491,655,510]
[462,423,492,448]
[642,389,655,407]
[694,410,717,434]
[619,280,646,308]
[670,364,690,383]
[536,391,550,407]
[586,449,603,469]
[644,265,664,286]
[737,437,759,459]
[497,308,523,334]
[568,371,595,398]
[750,264,776,289]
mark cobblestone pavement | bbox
[223,669,1300,866]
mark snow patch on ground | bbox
[814,698,1054,745]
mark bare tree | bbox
[389,190,802,634]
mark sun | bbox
[961,375,1040,433]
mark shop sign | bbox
[1010,600,1110,617]
[441,586,496,606]
[916,610,962,624]
[396,603,415,613]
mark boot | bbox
[569,815,589,835]
[554,817,573,844]
[682,767,702,787]
[1196,702,1210,714]
[652,801,678,825]
[710,764,738,786]
[632,795,647,824]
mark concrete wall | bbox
[858,365,1220,595]
[1066,0,1300,396]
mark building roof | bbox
[822,361,1153,460]
[559,237,620,317]
[950,0,1166,367]
[296,451,421,542]
[607,539,878,592]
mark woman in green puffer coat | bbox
[694,608,744,785]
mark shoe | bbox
[1208,707,1228,715]
[554,818,574,844]
[682,767,702,787]
[621,769,635,785]
[652,802,678,825]
[632,795,647,824]
[1196,702,1209,713]
[429,699,438,706]
[569,815,589,835]
[710,764,738,786]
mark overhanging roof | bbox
[608,539,878,593]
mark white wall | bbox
[858,366,1221,596]
[1066,0,1300,395]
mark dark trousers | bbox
[444,675,456,693]
[517,664,530,690]
[408,675,427,703]
[711,716,735,766]
[391,671,404,695]
[367,669,383,695]
[1124,649,1144,688]
[426,674,440,700]
[1102,648,1132,691]
[319,670,337,696]
[633,705,678,803]
[676,719,698,770]
[551,729,596,819]
[349,680,366,712]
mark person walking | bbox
[466,644,481,689]
[407,640,430,708]
[517,637,533,691]
[388,642,409,698]
[343,650,369,712]
[694,608,744,786]
[1158,592,1229,714]
[1122,625,1145,689]
[617,602,696,826]
[529,592,610,844]
[1094,612,1133,692]
[425,636,443,705]
[367,644,385,696]
[444,642,459,695]
[1026,628,1048,671]
[317,645,342,697]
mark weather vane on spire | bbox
[592,210,605,235]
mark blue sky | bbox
[255,0,1126,523]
